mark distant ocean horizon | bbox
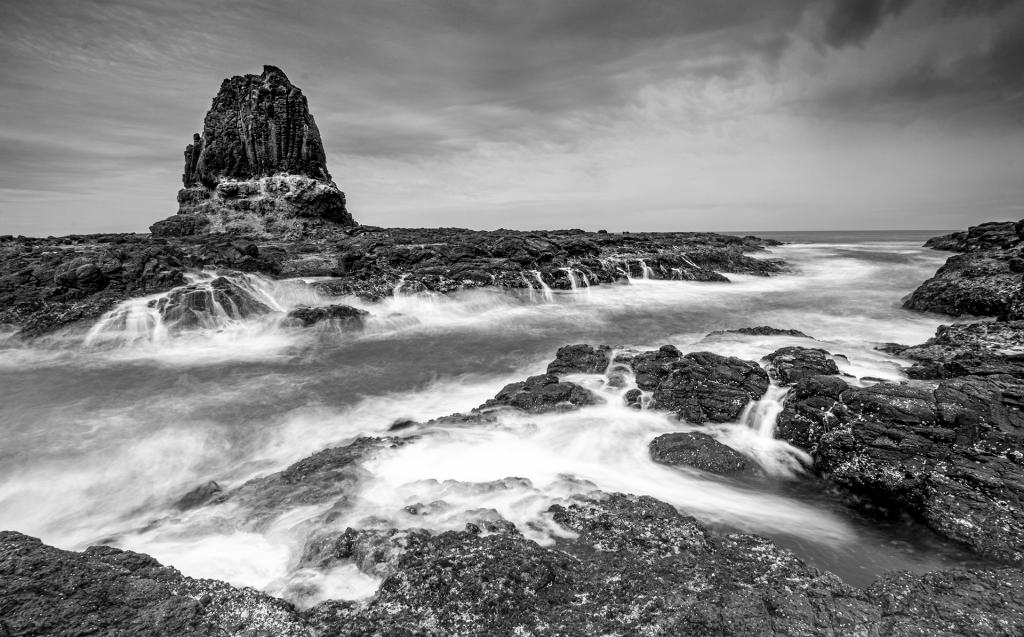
[722,229,951,244]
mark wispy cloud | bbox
[0,0,1021,234]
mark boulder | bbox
[285,304,368,328]
[630,348,769,423]
[763,346,841,385]
[649,432,757,476]
[546,343,611,375]
[153,276,272,329]
[479,373,596,414]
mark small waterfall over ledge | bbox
[741,384,790,438]
[83,272,322,347]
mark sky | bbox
[0,0,1022,235]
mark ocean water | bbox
[0,232,985,602]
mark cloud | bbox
[0,0,1022,235]
[821,0,912,48]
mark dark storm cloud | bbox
[821,0,912,48]
[0,0,1022,234]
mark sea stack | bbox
[151,65,355,237]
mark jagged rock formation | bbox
[151,66,354,237]
[905,220,1024,318]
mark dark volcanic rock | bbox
[906,220,1024,319]
[764,346,841,385]
[0,531,309,636]
[545,343,611,375]
[630,348,769,423]
[182,65,331,188]
[901,320,1024,380]
[649,432,757,476]
[866,567,1024,635]
[217,437,410,525]
[154,276,272,329]
[924,221,1023,253]
[904,252,1023,318]
[708,325,812,339]
[479,373,597,413]
[153,65,354,236]
[284,304,368,328]
[0,229,785,338]
[776,373,1024,562]
[299,492,1024,636]
[174,481,223,511]
[6,492,1024,636]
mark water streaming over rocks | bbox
[4,233,1023,634]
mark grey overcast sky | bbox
[1,0,1022,235]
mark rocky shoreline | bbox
[0,228,782,339]
[4,64,1024,635]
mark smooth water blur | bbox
[0,237,977,596]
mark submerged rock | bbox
[649,432,757,476]
[174,481,223,511]
[153,276,272,329]
[707,325,813,339]
[284,304,368,328]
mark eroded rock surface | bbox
[284,304,368,328]
[764,346,842,385]
[479,373,597,413]
[151,65,354,236]
[631,347,770,423]
[650,432,757,476]
[0,531,310,637]
[906,220,1024,319]
[775,373,1024,562]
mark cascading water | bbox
[84,271,327,347]
[715,383,810,477]
[638,259,655,280]
[559,267,579,291]
[2,237,977,605]
[742,384,790,438]
[679,253,700,270]
[393,273,409,297]
[530,270,555,303]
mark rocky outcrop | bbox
[152,66,354,237]
[763,346,841,385]
[905,220,1024,319]
[546,343,612,375]
[0,531,310,636]
[900,320,1024,380]
[775,372,1024,562]
[6,494,1024,637]
[479,373,597,413]
[707,325,812,339]
[0,230,783,339]
[284,304,368,328]
[649,432,757,476]
[182,66,332,188]
[630,346,770,423]
[154,276,272,329]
